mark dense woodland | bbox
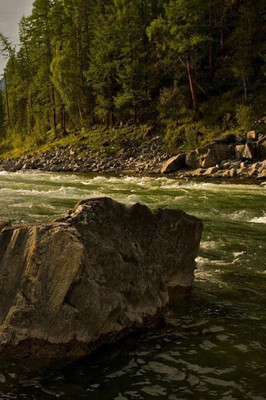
[0,0,266,154]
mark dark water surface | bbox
[0,171,265,399]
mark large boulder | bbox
[199,143,235,168]
[161,153,186,174]
[186,150,199,169]
[246,130,258,141]
[236,143,257,160]
[185,140,236,170]
[214,134,237,144]
[0,198,202,370]
[257,138,266,160]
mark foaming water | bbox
[0,171,265,399]
[250,214,266,224]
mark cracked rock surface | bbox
[0,198,202,369]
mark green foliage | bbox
[236,105,256,132]
[158,86,189,125]
[0,124,152,159]
[0,91,5,136]
[164,123,195,152]
[114,0,153,123]
[86,3,120,128]
[0,0,265,153]
[164,122,220,153]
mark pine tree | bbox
[26,0,58,133]
[51,0,96,131]
[88,2,120,128]
[114,0,151,124]
[229,0,266,103]
[0,90,5,137]
[148,0,210,121]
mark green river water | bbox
[0,170,265,400]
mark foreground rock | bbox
[0,198,202,370]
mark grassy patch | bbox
[0,125,154,159]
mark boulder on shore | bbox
[236,143,257,160]
[0,198,202,370]
[199,142,235,168]
[161,132,266,178]
[257,138,266,160]
[161,153,186,174]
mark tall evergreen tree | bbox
[27,0,58,132]
[114,0,151,123]
[148,0,210,121]
[88,2,120,128]
[229,0,266,103]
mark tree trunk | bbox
[4,75,11,128]
[109,110,114,129]
[209,0,213,80]
[186,58,200,121]
[105,111,114,129]
[51,87,57,131]
[209,41,213,80]
[91,110,95,126]
[61,104,66,135]
[44,13,57,131]
[243,78,247,103]
[78,103,84,127]
[106,112,109,129]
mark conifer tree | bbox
[26,0,58,132]
[148,0,210,121]
[114,0,151,123]
[88,2,119,128]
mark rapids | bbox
[0,171,265,399]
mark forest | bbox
[0,0,265,154]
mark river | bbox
[0,170,265,400]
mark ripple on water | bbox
[200,241,219,250]
[0,171,265,399]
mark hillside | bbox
[0,0,265,156]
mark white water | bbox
[0,171,265,400]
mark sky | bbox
[0,0,33,75]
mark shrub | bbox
[236,105,255,132]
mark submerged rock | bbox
[0,198,202,370]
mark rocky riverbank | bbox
[0,136,169,175]
[0,198,202,371]
[0,131,265,179]
[161,131,266,180]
